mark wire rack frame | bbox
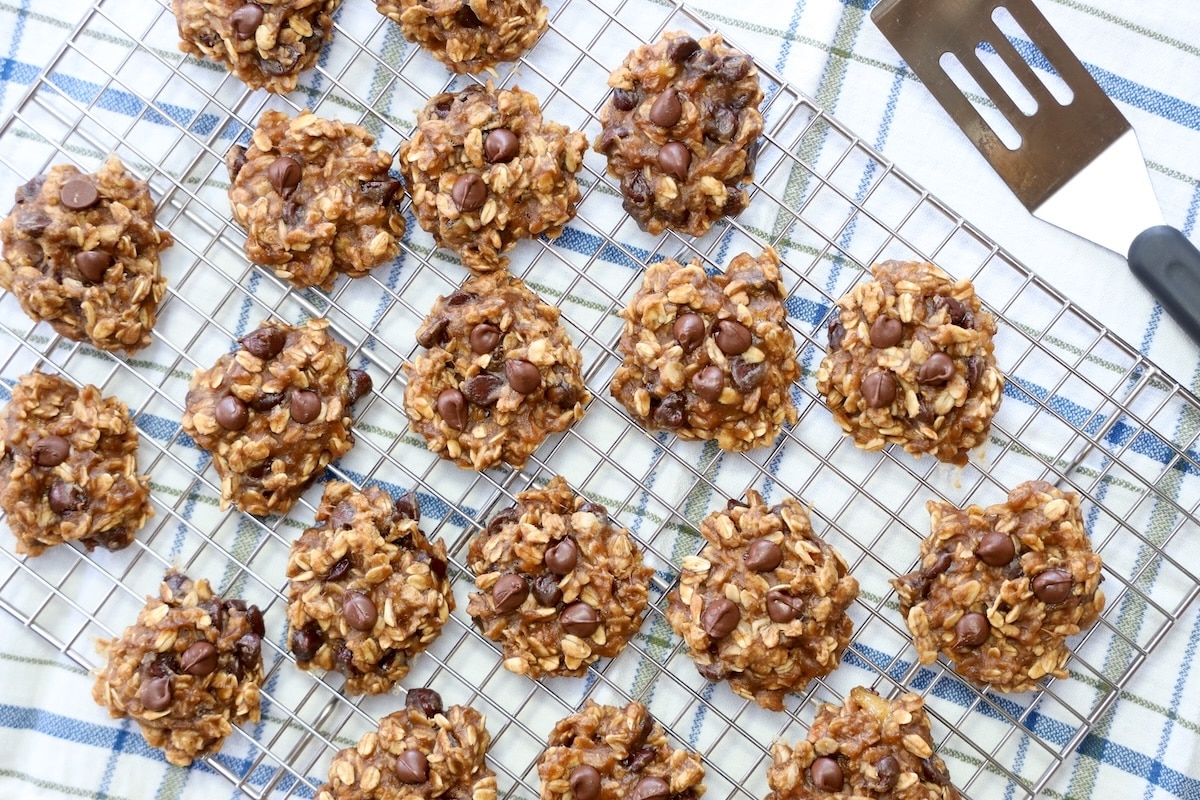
[0,0,1197,798]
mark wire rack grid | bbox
[0,0,1198,798]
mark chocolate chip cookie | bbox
[0,156,172,352]
[610,247,799,451]
[665,491,859,711]
[286,482,453,694]
[0,370,152,557]
[377,0,547,74]
[181,318,371,516]
[536,701,706,800]
[398,83,587,272]
[891,481,1105,692]
[595,31,763,236]
[92,570,265,767]
[816,260,1004,466]
[317,688,497,800]
[403,273,590,470]
[465,476,651,678]
[227,110,405,290]
[766,687,959,799]
[172,0,341,93]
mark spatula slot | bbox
[938,49,1024,149]
[991,5,1075,106]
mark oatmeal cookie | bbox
[92,570,265,767]
[317,688,497,800]
[766,687,958,799]
[172,0,341,93]
[665,491,859,710]
[0,370,152,557]
[0,156,172,352]
[466,476,651,678]
[286,482,453,694]
[594,31,763,236]
[891,481,1104,692]
[536,701,706,800]
[399,83,587,272]
[181,318,372,516]
[377,0,547,74]
[403,273,589,470]
[610,248,798,451]
[815,260,1003,466]
[227,110,406,290]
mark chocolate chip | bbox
[470,322,501,354]
[347,369,372,404]
[531,573,563,606]
[649,89,683,128]
[810,756,843,792]
[976,532,1016,567]
[248,391,284,413]
[226,145,248,182]
[361,178,403,206]
[395,491,420,523]
[716,54,752,82]
[560,602,600,637]
[548,383,579,408]
[246,604,265,637]
[327,556,352,581]
[230,3,264,39]
[691,365,724,402]
[15,176,44,204]
[140,676,173,712]
[60,178,98,211]
[16,211,50,236]
[505,359,541,394]
[666,35,701,63]
[32,435,69,467]
[240,326,286,360]
[290,627,322,661]
[875,755,900,792]
[544,538,579,575]
[462,372,504,406]
[954,612,990,647]
[704,105,738,142]
[454,2,482,27]
[569,765,601,800]
[918,352,955,384]
[869,316,903,348]
[827,317,846,350]
[938,296,973,328]
[487,506,519,536]
[74,250,110,282]
[624,171,650,205]
[652,392,685,428]
[630,776,670,800]
[766,590,802,623]
[484,128,519,163]
[395,749,429,784]
[920,757,952,786]
[713,319,752,355]
[1032,568,1073,604]
[673,313,705,352]
[612,87,640,111]
[696,659,729,682]
[493,573,529,613]
[290,389,321,423]
[343,591,378,631]
[966,355,983,387]
[688,48,719,73]
[451,173,486,212]
[236,633,261,673]
[180,641,219,676]
[437,388,468,431]
[745,539,783,572]
[267,156,302,197]
[48,480,85,514]
[623,745,656,772]
[332,642,354,674]
[416,317,449,349]
[215,394,249,431]
[701,597,740,638]
[861,371,896,409]
[730,358,767,391]
[406,687,444,716]
[658,142,691,180]
[282,198,305,226]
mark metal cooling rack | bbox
[0,1,1198,798]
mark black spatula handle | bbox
[1127,225,1200,345]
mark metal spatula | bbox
[871,0,1200,344]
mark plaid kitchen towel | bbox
[0,0,1197,799]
